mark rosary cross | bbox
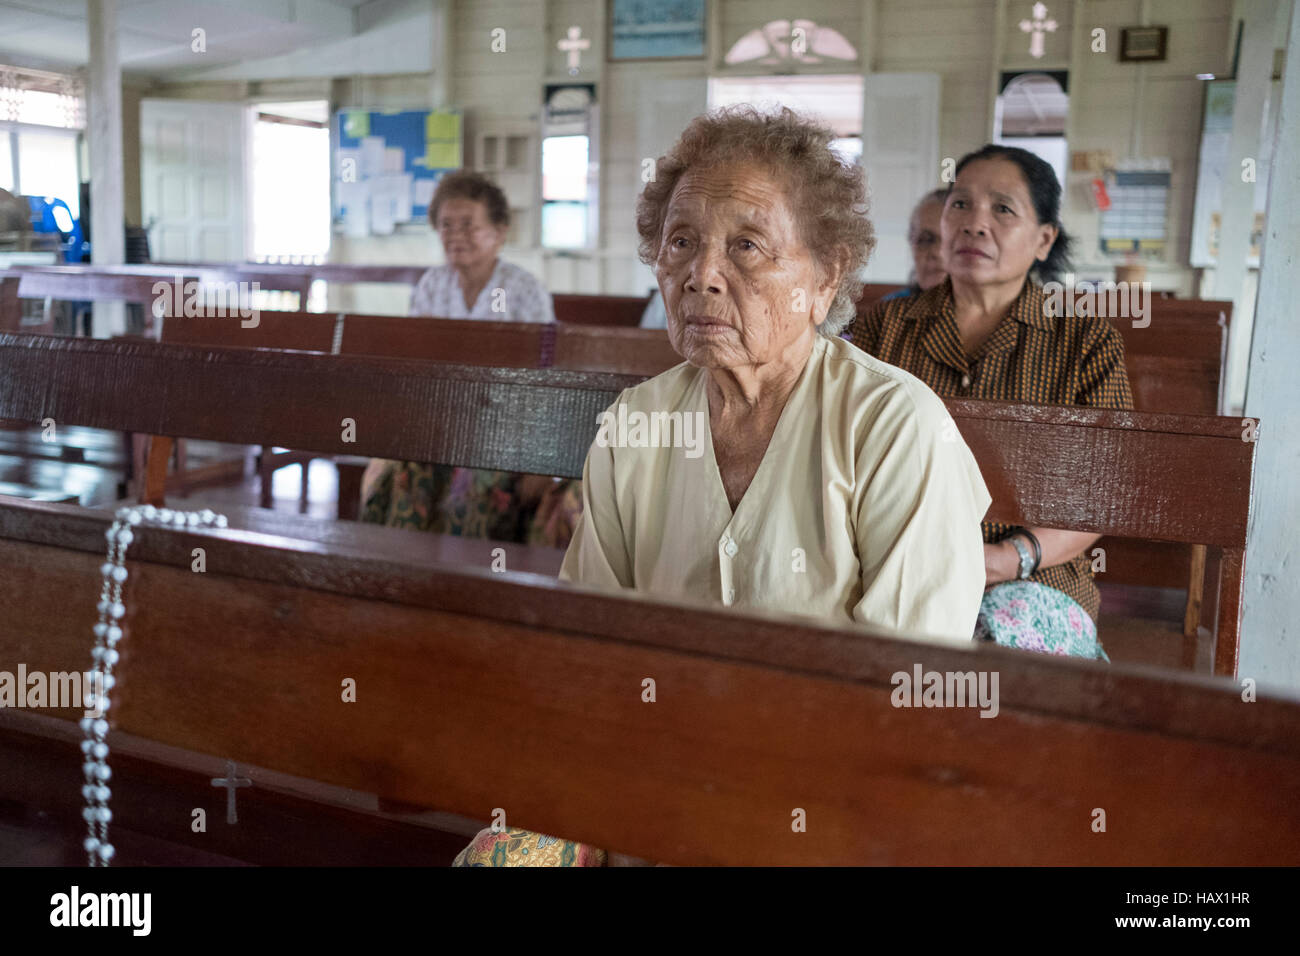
[211,760,252,825]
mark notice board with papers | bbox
[333,109,462,237]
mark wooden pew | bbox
[112,314,1252,668]
[158,311,341,508]
[0,332,1274,865]
[6,269,1245,653]
[858,282,908,309]
[0,332,1255,677]
[338,313,682,376]
[7,263,313,302]
[1,491,1297,866]
[552,292,650,327]
[1110,306,1229,416]
[0,264,315,340]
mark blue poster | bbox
[333,109,462,233]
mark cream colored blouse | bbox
[559,333,992,646]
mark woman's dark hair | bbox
[428,170,511,228]
[951,144,1072,284]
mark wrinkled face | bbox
[941,158,1057,288]
[655,163,837,369]
[434,197,506,272]
[909,198,946,291]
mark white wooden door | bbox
[859,73,941,283]
[140,99,249,262]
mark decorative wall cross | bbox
[1019,2,1057,59]
[558,26,590,75]
[211,759,252,825]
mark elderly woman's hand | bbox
[984,540,1020,587]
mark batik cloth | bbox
[360,460,581,548]
[452,827,606,867]
[975,580,1109,661]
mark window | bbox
[16,128,80,217]
[709,75,864,157]
[251,104,330,262]
[540,85,596,250]
[0,66,85,213]
[541,134,589,248]
[251,101,331,311]
[0,133,12,192]
[0,66,85,130]
[995,72,1069,187]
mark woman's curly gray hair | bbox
[636,105,875,337]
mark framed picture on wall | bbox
[1119,26,1168,62]
[610,0,706,60]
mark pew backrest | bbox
[160,311,338,353]
[552,292,649,326]
[5,264,313,301]
[0,332,1257,675]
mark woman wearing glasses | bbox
[409,170,554,322]
[362,171,572,544]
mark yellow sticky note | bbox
[426,112,460,141]
[425,141,461,169]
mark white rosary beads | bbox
[80,503,227,867]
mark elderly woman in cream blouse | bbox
[564,107,990,642]
[453,106,991,867]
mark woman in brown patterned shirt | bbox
[848,144,1133,659]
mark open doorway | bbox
[995,72,1069,187]
[249,100,330,309]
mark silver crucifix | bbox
[210,759,251,825]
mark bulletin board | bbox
[333,109,462,237]
[1189,79,1278,268]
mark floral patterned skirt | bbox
[359,460,582,548]
[452,827,606,867]
[975,581,1109,661]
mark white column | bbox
[987,0,1008,140]
[1240,0,1300,690]
[431,0,454,109]
[87,0,126,337]
[1208,0,1278,411]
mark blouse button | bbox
[723,538,739,558]
[961,373,971,388]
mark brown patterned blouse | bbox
[847,277,1134,620]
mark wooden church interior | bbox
[0,0,1298,866]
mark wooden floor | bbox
[0,422,340,517]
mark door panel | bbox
[861,73,941,283]
[141,99,247,263]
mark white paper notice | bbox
[335,148,362,202]
[359,136,385,178]
[339,180,371,238]
[413,178,436,209]
[369,173,413,231]
[392,173,413,222]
